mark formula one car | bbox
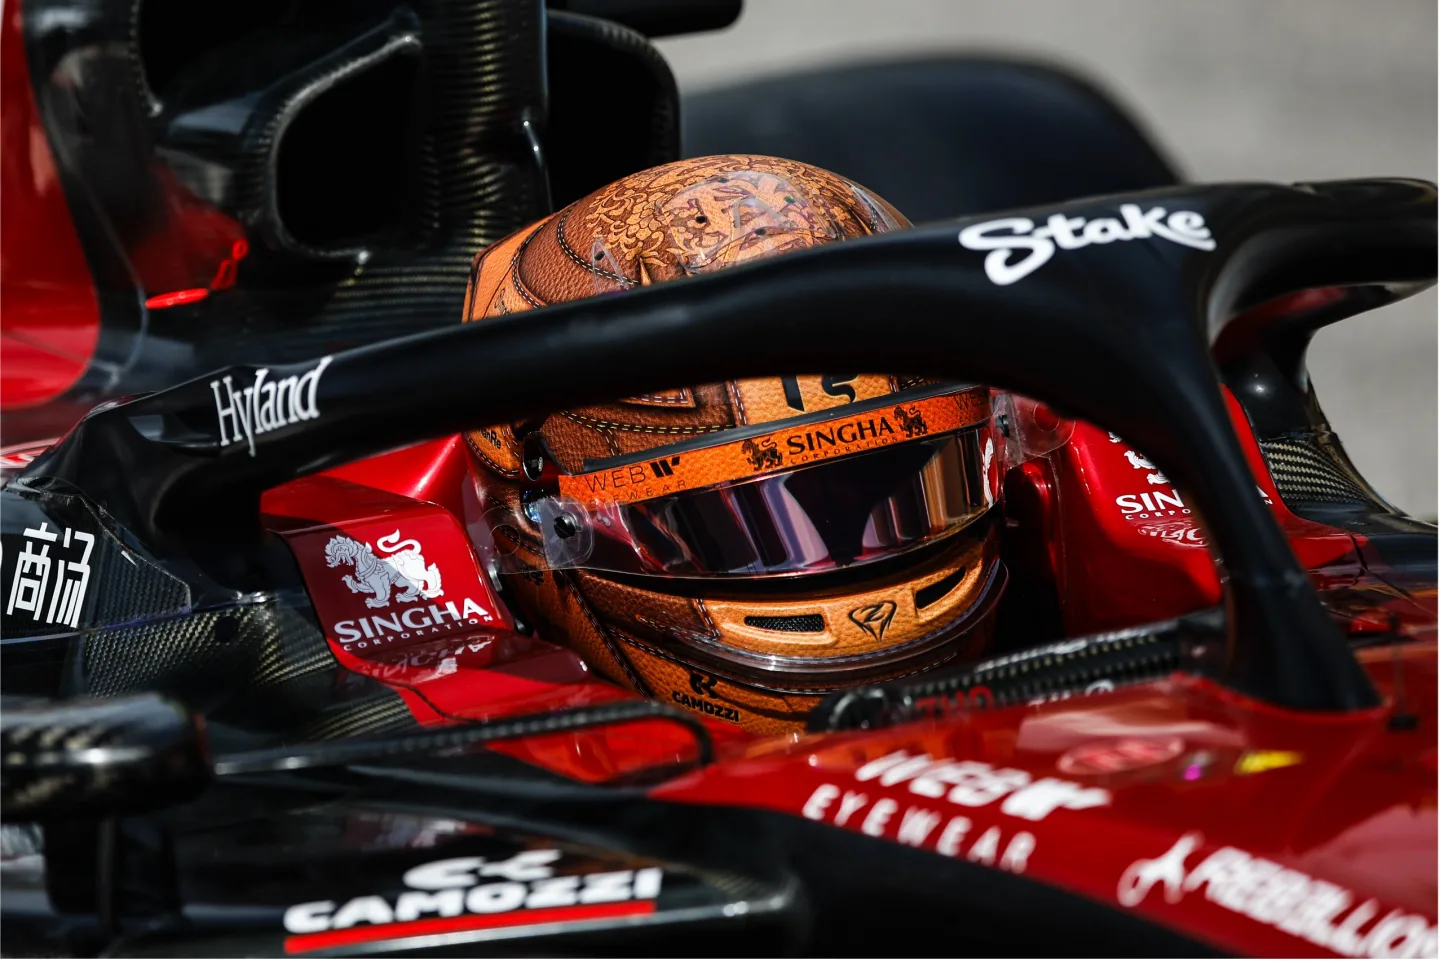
[2,1,1436,958]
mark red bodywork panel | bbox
[0,0,100,409]
[263,438,747,782]
[653,657,1436,957]
[254,398,1436,956]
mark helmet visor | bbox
[490,389,999,579]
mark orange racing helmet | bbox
[462,155,1005,735]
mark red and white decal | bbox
[286,509,505,655]
[1118,833,1436,958]
[799,750,1111,872]
[0,440,54,471]
[283,849,663,954]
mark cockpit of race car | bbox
[2,1,1434,957]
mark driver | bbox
[462,155,1003,735]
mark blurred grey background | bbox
[657,0,1438,517]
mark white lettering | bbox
[1002,778,1111,821]
[462,597,493,621]
[579,871,634,904]
[632,867,663,900]
[525,876,579,909]
[855,750,918,783]
[838,752,1109,822]
[966,826,1001,866]
[210,356,331,457]
[957,218,1053,286]
[284,900,335,934]
[834,791,869,827]
[960,205,1215,285]
[287,852,664,936]
[802,783,839,821]
[861,798,898,837]
[466,882,527,914]
[947,764,1030,807]
[1330,900,1380,956]
[896,807,942,847]
[331,895,393,929]
[936,816,972,857]
[394,889,465,921]
[1119,834,1436,957]
[404,856,482,890]
[999,832,1036,874]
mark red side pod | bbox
[651,655,1436,958]
[1,0,101,410]
[263,454,750,783]
[1011,386,1366,635]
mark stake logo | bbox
[958,204,1216,286]
[211,356,331,455]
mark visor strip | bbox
[559,389,991,508]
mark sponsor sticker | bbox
[558,389,990,508]
[799,749,1110,873]
[1118,833,1436,958]
[958,204,1216,286]
[1115,484,1271,520]
[282,849,663,954]
[211,357,331,456]
[5,521,95,630]
[284,509,505,655]
[669,672,743,723]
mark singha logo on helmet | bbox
[894,405,929,437]
[325,530,443,609]
[741,438,783,471]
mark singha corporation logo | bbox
[894,404,929,438]
[741,437,782,471]
[325,530,444,609]
[849,600,897,641]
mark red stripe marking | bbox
[284,900,656,954]
[144,288,210,309]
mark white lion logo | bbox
[1124,449,1156,471]
[324,530,443,609]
